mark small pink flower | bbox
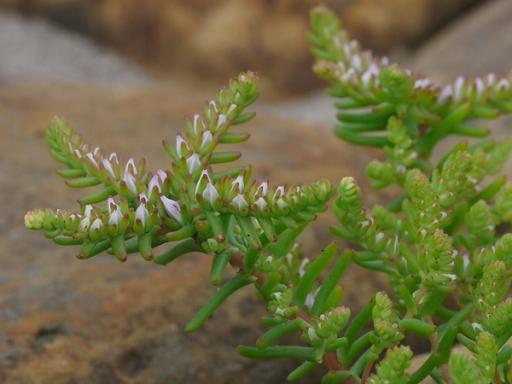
[148,174,161,193]
[231,175,244,193]
[186,153,201,174]
[203,182,219,204]
[176,135,189,159]
[102,158,116,178]
[135,200,150,226]
[232,194,248,210]
[160,196,182,223]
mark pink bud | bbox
[201,131,213,149]
[255,181,268,197]
[176,135,189,159]
[192,114,201,135]
[135,202,149,226]
[90,218,103,231]
[254,197,267,211]
[232,194,248,210]
[125,158,137,175]
[231,175,244,193]
[123,170,137,194]
[86,153,98,168]
[203,183,219,204]
[157,169,167,183]
[186,153,201,174]
[148,174,161,193]
[109,153,119,164]
[81,204,92,216]
[160,196,182,223]
[102,158,116,178]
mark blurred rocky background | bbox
[0,0,486,93]
[1,0,511,383]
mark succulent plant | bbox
[25,6,512,383]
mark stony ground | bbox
[1,0,512,382]
[0,12,150,86]
[0,0,484,95]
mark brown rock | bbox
[343,0,481,53]
[0,82,386,383]
[0,0,483,94]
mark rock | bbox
[411,0,512,81]
[0,82,386,383]
[0,0,484,95]
[0,11,151,86]
[343,0,481,53]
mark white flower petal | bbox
[273,186,285,200]
[86,153,98,168]
[186,153,201,174]
[201,131,213,149]
[102,158,116,178]
[231,175,244,193]
[192,114,201,135]
[125,158,137,175]
[109,152,119,164]
[415,78,432,89]
[438,85,453,104]
[216,114,227,130]
[123,170,137,194]
[351,54,362,71]
[107,198,116,214]
[90,218,103,231]
[148,174,161,193]
[454,76,465,101]
[157,169,167,183]
[255,181,268,197]
[195,170,211,195]
[486,73,496,86]
[341,68,356,83]
[232,194,248,210]
[203,183,219,204]
[254,197,267,211]
[475,77,485,99]
[276,198,287,209]
[135,203,149,226]
[496,79,510,91]
[176,135,189,159]
[361,70,373,87]
[227,103,237,115]
[138,193,148,204]
[305,293,316,310]
[84,205,93,218]
[108,209,123,226]
[79,217,90,231]
[160,196,182,223]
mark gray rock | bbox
[410,0,512,81]
[0,11,151,86]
